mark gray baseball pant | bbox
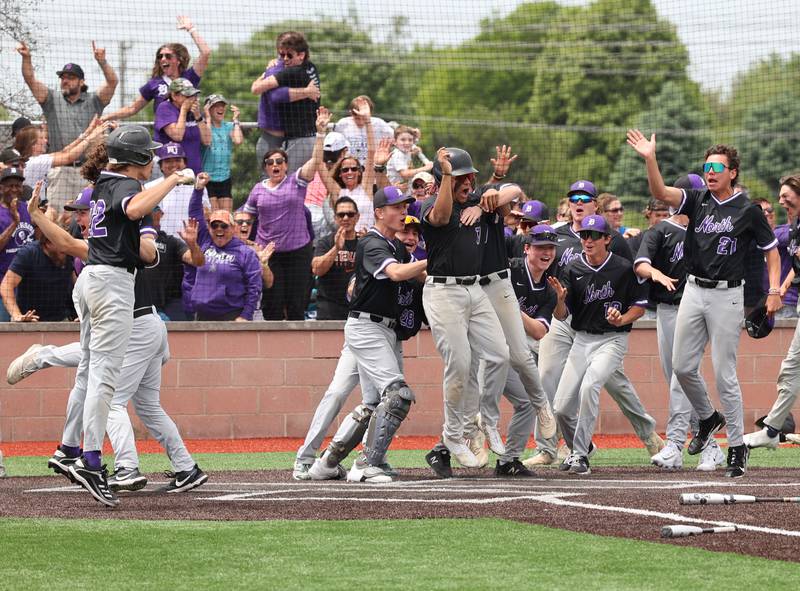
[423,279,509,441]
[35,342,82,369]
[672,280,744,446]
[295,343,379,464]
[554,332,630,458]
[344,317,404,405]
[656,303,699,446]
[764,303,800,430]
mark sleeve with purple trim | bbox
[188,187,209,248]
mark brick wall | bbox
[0,320,795,442]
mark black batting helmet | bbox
[432,147,479,184]
[106,125,162,166]
[745,297,774,339]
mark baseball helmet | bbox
[432,147,478,184]
[745,297,774,339]
[755,412,796,442]
[106,126,162,166]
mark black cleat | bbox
[48,447,80,482]
[163,464,208,493]
[724,444,749,478]
[68,458,119,507]
[687,411,726,455]
[494,458,535,478]
[568,455,591,476]
[108,467,148,492]
[425,448,452,479]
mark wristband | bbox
[373,165,387,173]
[233,121,241,125]
[316,132,325,138]
[492,172,506,179]
[441,172,452,177]
[768,288,781,295]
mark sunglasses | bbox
[264,157,286,166]
[703,162,728,173]
[579,230,606,241]
[606,206,624,214]
[234,219,251,226]
[569,194,594,204]
[158,52,174,59]
[210,221,230,230]
[763,207,774,214]
[340,166,360,174]
[531,231,558,242]
[336,211,357,219]
[279,52,296,59]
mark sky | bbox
[1,0,798,112]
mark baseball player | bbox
[66,125,194,506]
[745,174,800,449]
[506,200,549,259]
[627,129,781,478]
[553,214,650,475]
[532,180,661,467]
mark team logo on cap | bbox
[587,217,595,226]
[166,145,180,155]
[578,182,585,189]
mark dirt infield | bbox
[2,467,799,562]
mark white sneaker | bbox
[443,437,481,468]
[308,454,346,481]
[644,432,666,456]
[743,428,779,450]
[651,440,683,470]
[292,460,312,480]
[536,404,557,440]
[480,424,506,456]
[465,430,489,468]
[522,451,555,468]
[347,460,392,483]
[696,440,725,471]
[7,344,43,385]
[557,443,570,461]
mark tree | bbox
[0,0,43,118]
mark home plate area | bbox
[7,467,800,561]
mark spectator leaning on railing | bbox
[154,78,210,174]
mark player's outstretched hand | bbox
[626,129,656,160]
[460,205,483,226]
[436,147,452,176]
[606,307,624,326]
[491,145,518,178]
[650,269,678,292]
[547,276,567,302]
[13,310,39,322]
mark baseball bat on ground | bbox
[680,493,800,505]
[661,525,737,538]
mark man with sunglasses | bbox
[532,180,661,467]
[627,129,781,478]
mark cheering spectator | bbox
[0,167,35,322]
[200,94,243,211]
[312,196,360,320]
[407,171,434,220]
[598,192,639,238]
[154,78,210,174]
[387,125,432,193]
[189,174,261,321]
[233,211,256,246]
[334,95,394,165]
[305,131,349,242]
[17,40,117,210]
[144,143,210,236]
[553,197,571,228]
[0,235,74,322]
[506,200,549,259]
[102,16,211,122]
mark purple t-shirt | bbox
[244,171,312,252]
[0,202,34,277]
[139,67,201,115]
[767,223,798,308]
[257,62,290,132]
[154,100,203,174]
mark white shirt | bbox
[387,149,412,188]
[144,178,210,236]
[339,185,374,232]
[333,117,395,165]
[24,154,55,201]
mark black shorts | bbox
[206,178,232,199]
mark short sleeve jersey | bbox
[509,257,557,331]
[139,67,201,114]
[675,189,778,281]
[349,229,410,318]
[551,223,633,280]
[420,195,488,277]
[86,172,143,268]
[314,233,358,313]
[473,183,516,275]
[9,241,74,321]
[634,219,687,305]
[274,62,320,138]
[563,252,649,334]
[138,230,189,308]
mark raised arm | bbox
[195,102,211,146]
[426,148,454,227]
[51,117,110,167]
[299,107,329,183]
[373,138,393,190]
[190,173,210,244]
[177,16,211,75]
[92,41,118,107]
[360,116,377,192]
[16,42,48,104]
[28,182,88,259]
[626,129,683,208]
[126,170,191,220]
[230,105,244,145]
[101,95,148,122]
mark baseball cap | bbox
[567,180,597,198]
[56,63,85,79]
[527,224,558,246]
[0,167,25,182]
[373,186,415,209]
[647,198,669,212]
[745,297,774,339]
[169,78,200,97]
[204,93,228,107]
[156,142,186,161]
[411,171,434,186]
[579,214,610,235]
[209,210,234,225]
[674,174,706,191]
[403,215,422,231]
[11,117,32,137]
[520,200,550,222]
[323,132,349,153]
[65,187,93,211]
[0,148,23,165]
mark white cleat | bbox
[443,437,482,468]
[308,455,346,481]
[536,404,557,440]
[696,440,725,471]
[481,424,506,456]
[523,451,555,468]
[465,430,489,468]
[743,428,779,450]
[7,344,43,385]
[347,461,392,483]
[292,460,312,481]
[651,440,683,470]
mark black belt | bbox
[133,307,153,319]
[348,311,397,329]
[479,269,509,286]
[694,277,742,289]
[432,276,477,285]
[585,329,607,335]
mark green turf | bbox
[1,517,798,590]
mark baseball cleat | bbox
[494,458,536,478]
[536,404,557,440]
[308,457,346,481]
[568,455,591,476]
[559,451,577,471]
[523,451,555,467]
[651,440,683,470]
[724,444,749,478]
[556,443,570,461]
[442,437,482,468]
[743,427,779,450]
[163,464,208,493]
[465,430,489,468]
[425,448,453,479]
[687,411,726,455]
[7,343,43,385]
[68,458,119,508]
[644,432,665,456]
[377,462,399,478]
[292,460,313,481]
[786,433,800,445]
[480,424,506,456]
[48,447,81,481]
[108,467,148,492]
[347,458,392,483]
[696,440,725,471]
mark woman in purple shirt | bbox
[154,78,211,174]
[244,107,328,320]
[102,16,211,122]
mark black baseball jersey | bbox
[506,233,527,260]
[395,270,427,341]
[87,171,143,268]
[788,219,800,278]
[138,229,189,309]
[472,183,516,275]
[509,257,557,330]
[676,189,777,281]
[551,223,633,279]
[562,252,649,334]
[420,195,487,277]
[350,229,410,318]
[626,231,644,258]
[634,219,687,305]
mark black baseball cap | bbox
[0,147,23,165]
[11,117,32,137]
[57,63,85,79]
[0,167,25,182]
